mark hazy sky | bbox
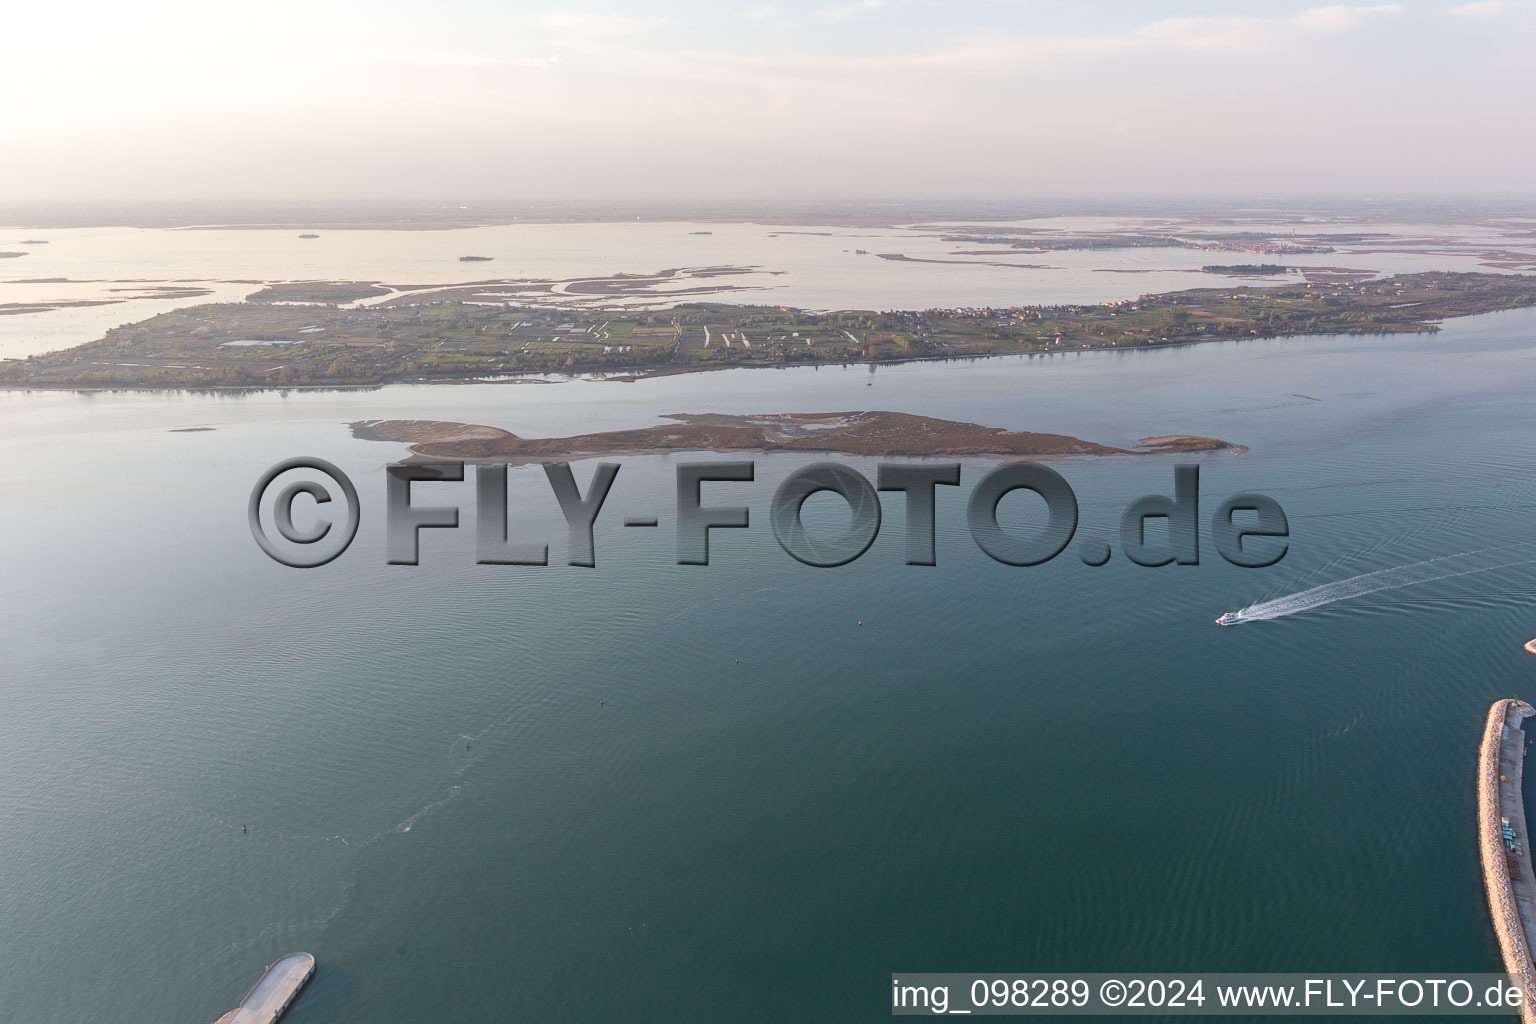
[4,0,1531,200]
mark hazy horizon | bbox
[6,195,1536,230]
[6,0,1534,203]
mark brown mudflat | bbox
[352,411,1235,462]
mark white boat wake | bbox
[1217,547,1536,625]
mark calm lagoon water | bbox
[4,308,1536,1020]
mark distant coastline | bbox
[3,271,1534,392]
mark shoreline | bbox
[4,272,1534,393]
[0,320,1484,395]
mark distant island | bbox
[0,252,26,259]
[18,239,47,245]
[944,233,1203,251]
[352,411,1236,462]
[1202,264,1293,276]
[926,226,1342,255]
[246,281,390,303]
[4,271,1534,390]
[298,233,319,239]
[459,255,494,262]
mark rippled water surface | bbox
[3,308,1536,1021]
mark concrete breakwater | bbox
[1478,699,1536,1024]
[211,953,315,1024]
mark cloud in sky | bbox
[818,0,887,22]
[541,10,654,52]
[904,4,1405,65]
[0,1,1526,200]
[1293,3,1403,29]
[1445,0,1536,14]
